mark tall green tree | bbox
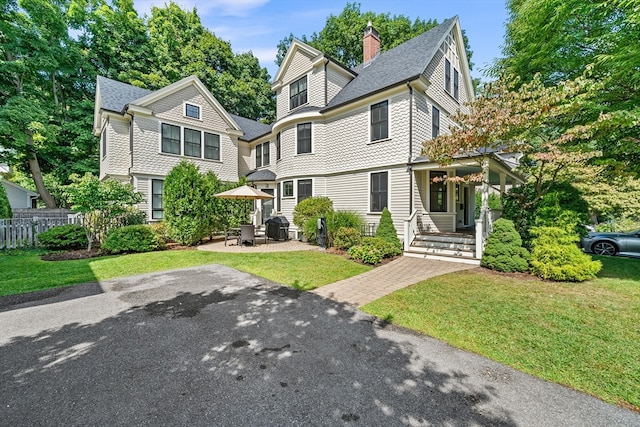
[496,0,640,176]
[276,2,473,70]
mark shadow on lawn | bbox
[594,255,640,281]
[0,269,516,426]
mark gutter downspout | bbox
[324,60,328,106]
[125,110,134,186]
[407,82,413,215]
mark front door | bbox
[261,189,274,223]
[463,187,470,226]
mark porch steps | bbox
[404,233,480,265]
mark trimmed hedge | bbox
[101,225,165,254]
[37,224,88,250]
[481,218,530,273]
[529,226,602,282]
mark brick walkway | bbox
[199,239,477,307]
[312,256,477,307]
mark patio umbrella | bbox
[213,185,274,200]
[214,185,274,224]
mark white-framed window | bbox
[276,132,281,160]
[297,179,312,203]
[453,69,459,101]
[255,142,270,168]
[161,123,180,154]
[297,123,312,154]
[430,171,447,212]
[370,171,388,212]
[289,75,308,110]
[283,180,294,197]
[184,103,200,119]
[184,127,201,158]
[204,132,220,160]
[432,106,440,138]
[445,58,451,94]
[370,100,389,141]
[152,179,164,219]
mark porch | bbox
[404,154,523,264]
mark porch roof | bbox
[411,152,524,185]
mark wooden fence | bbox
[0,216,80,249]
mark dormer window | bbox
[290,76,308,110]
[185,103,200,119]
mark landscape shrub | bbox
[502,181,589,248]
[293,196,333,239]
[101,225,164,254]
[348,236,401,264]
[303,209,364,245]
[481,218,530,273]
[333,227,362,250]
[528,226,602,282]
[375,208,401,250]
[37,224,88,250]
[149,222,171,246]
[164,161,208,246]
[118,207,147,226]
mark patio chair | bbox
[255,225,268,245]
[224,226,239,246]
[239,224,256,246]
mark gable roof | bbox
[1,179,38,196]
[323,17,458,111]
[95,75,269,141]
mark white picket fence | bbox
[0,216,81,249]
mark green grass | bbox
[362,255,640,411]
[0,249,370,297]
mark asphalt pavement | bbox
[1,265,638,426]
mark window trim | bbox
[432,106,440,138]
[204,132,221,161]
[369,99,389,142]
[184,102,201,120]
[255,143,262,168]
[369,171,389,213]
[276,132,281,161]
[296,122,313,155]
[445,58,451,94]
[262,142,270,167]
[289,75,308,110]
[297,178,313,204]
[183,127,202,158]
[161,123,181,155]
[151,179,164,220]
[453,69,459,101]
[101,127,107,159]
[282,180,294,198]
[429,171,448,213]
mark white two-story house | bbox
[94,17,522,262]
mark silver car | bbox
[581,229,640,256]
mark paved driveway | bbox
[0,265,637,426]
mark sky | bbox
[133,0,509,81]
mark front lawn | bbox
[0,249,371,297]
[362,256,640,411]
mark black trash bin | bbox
[265,216,290,241]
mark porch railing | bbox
[403,209,419,251]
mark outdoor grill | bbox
[265,216,290,241]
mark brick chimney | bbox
[363,21,380,63]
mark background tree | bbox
[276,2,473,71]
[0,182,11,218]
[496,0,640,176]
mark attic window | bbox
[445,59,451,93]
[185,103,200,119]
[453,69,459,101]
[290,76,308,110]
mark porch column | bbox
[478,159,490,258]
[500,173,506,195]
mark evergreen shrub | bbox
[481,218,530,272]
[375,207,401,250]
[37,224,88,250]
[0,183,11,218]
[293,197,333,241]
[101,225,164,254]
[529,226,602,282]
[164,161,208,246]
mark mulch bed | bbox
[325,247,400,267]
[40,242,196,261]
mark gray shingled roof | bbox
[323,17,456,111]
[228,114,272,141]
[246,169,276,181]
[97,76,152,113]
